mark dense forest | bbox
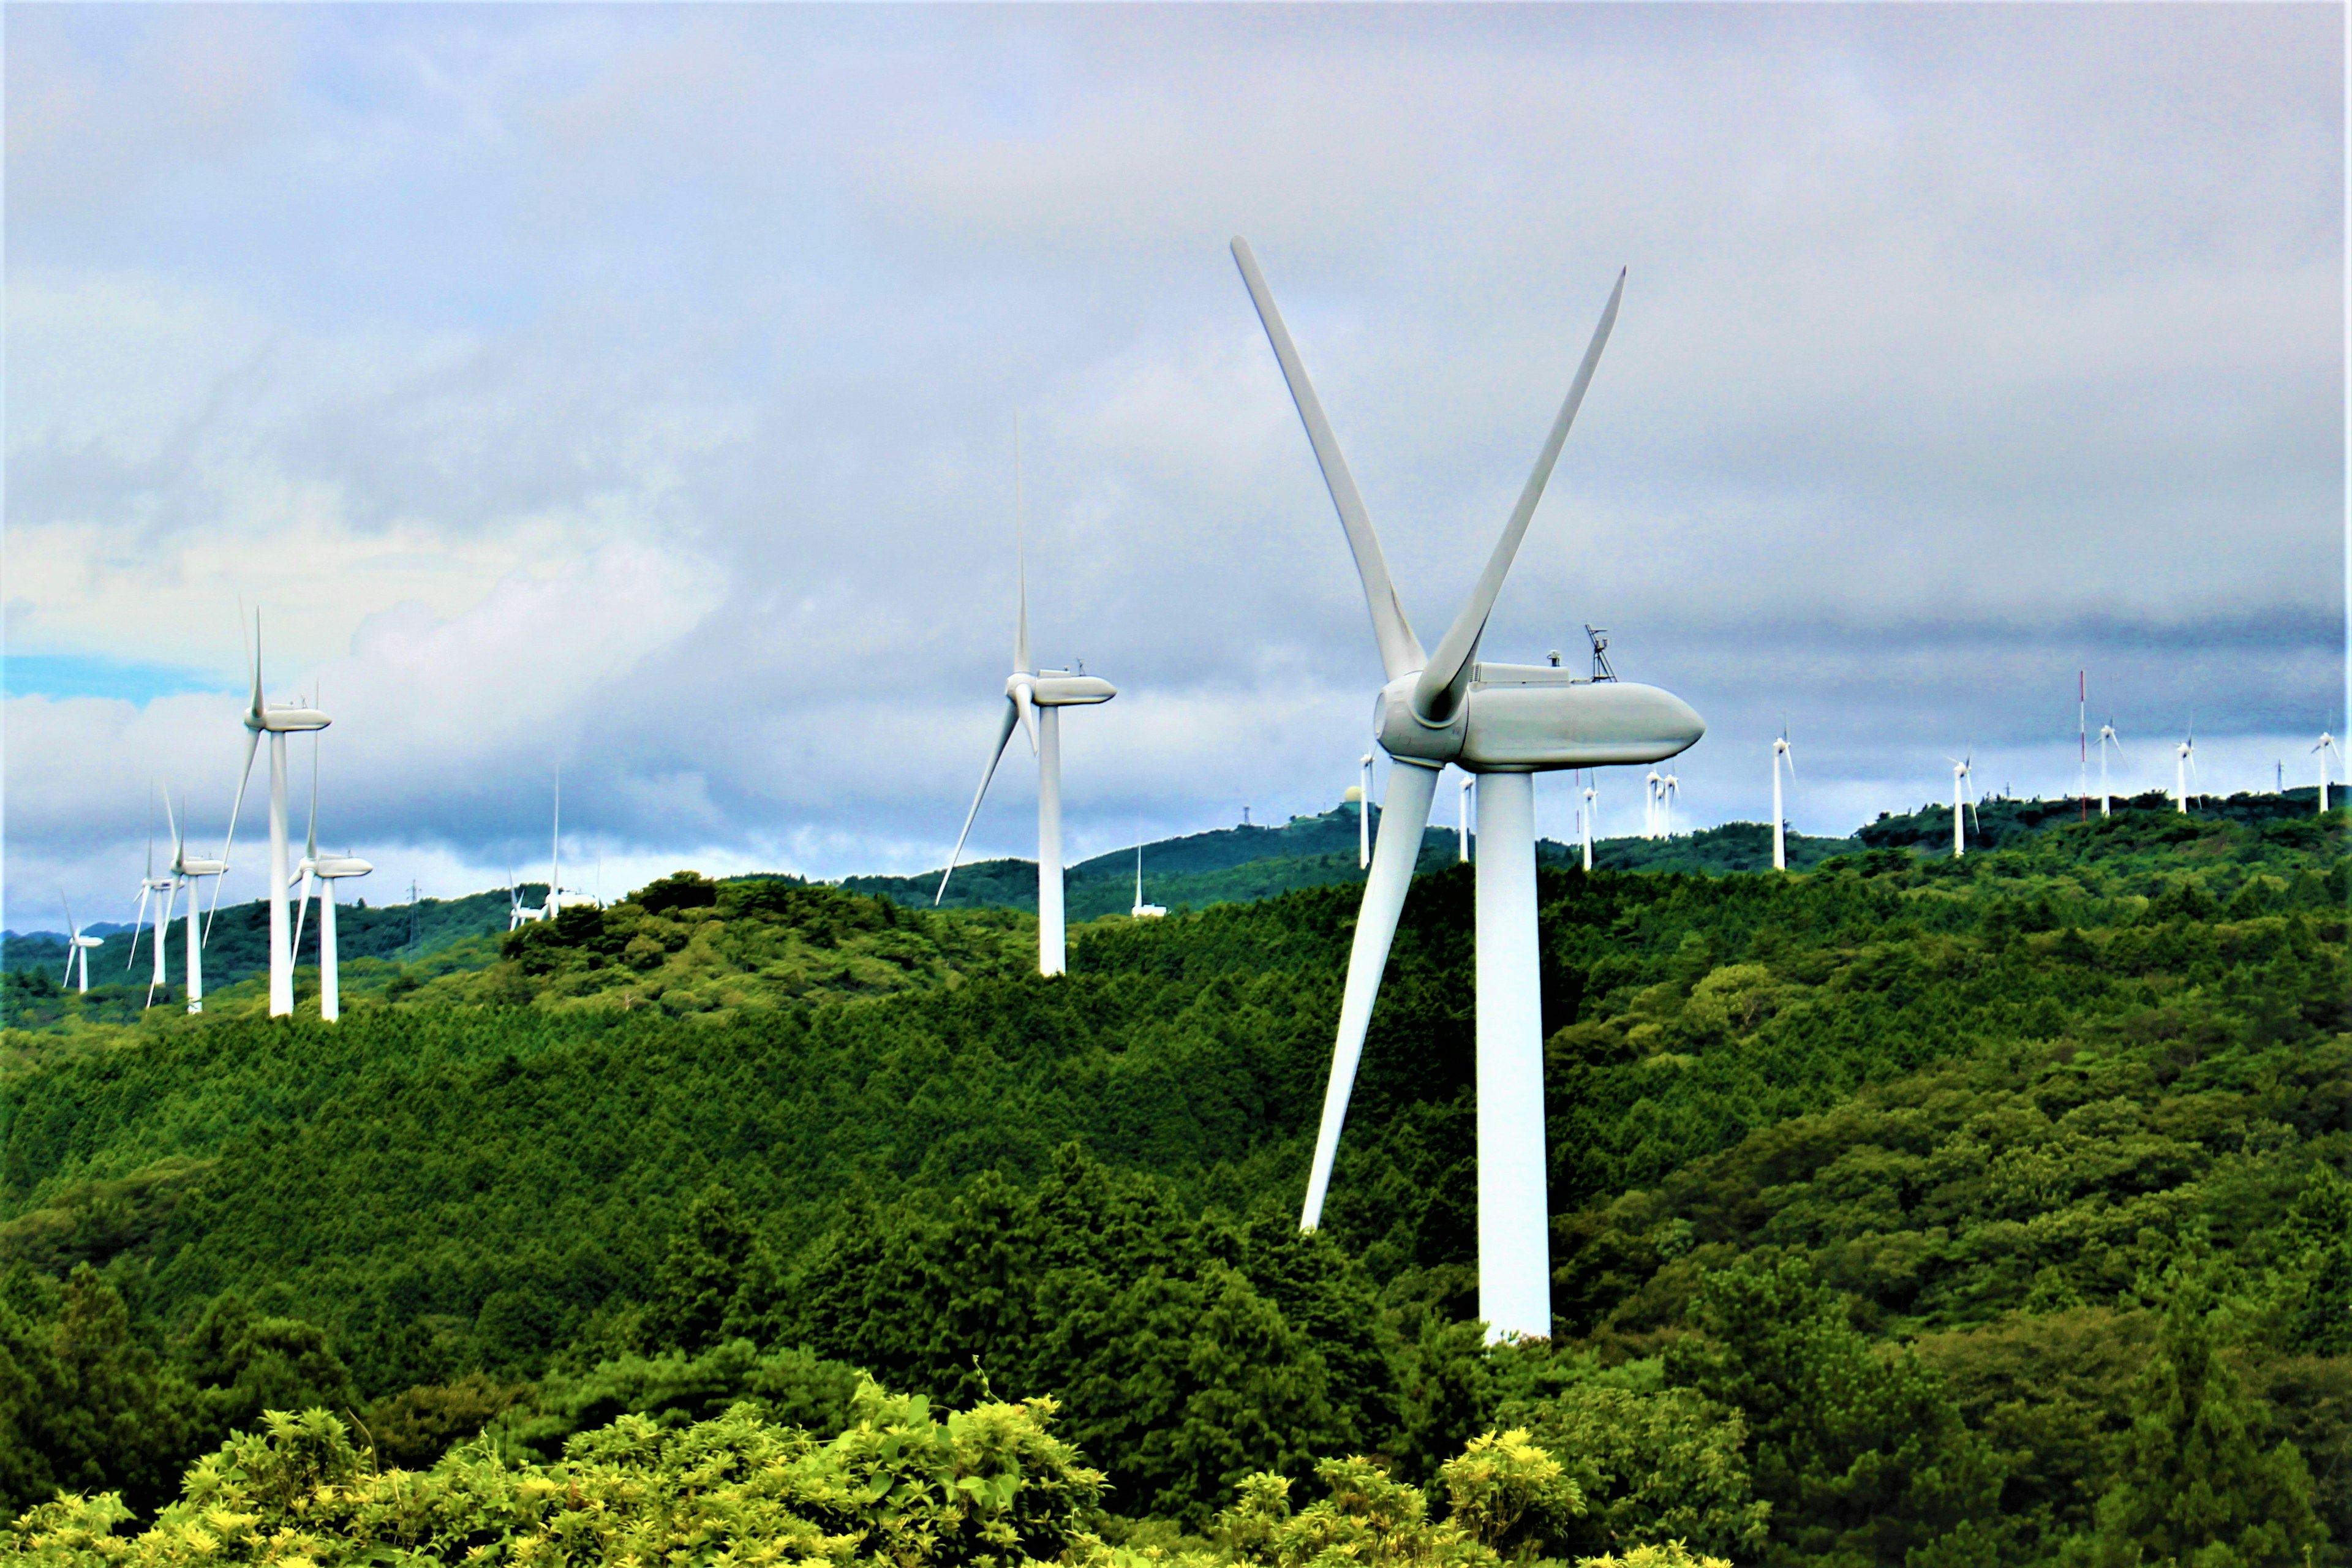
[2,792,2344,1567]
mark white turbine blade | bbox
[147,879,178,1009]
[936,698,1022,905]
[306,736,320,861]
[1301,759,1440,1231]
[59,890,77,986]
[1415,268,1625,721]
[1230,236,1427,682]
[293,867,315,960]
[1013,681,1039,755]
[208,727,262,943]
[127,884,151,971]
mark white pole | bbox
[1581,786,1594,872]
[1301,760,1440,1230]
[1953,767,1966,859]
[1359,754,1373,870]
[1472,771,1548,1342]
[268,731,292,1016]
[185,882,203,1013]
[151,894,168,992]
[319,886,339,1022]
[1038,706,1064,976]
[1773,750,1786,872]
[1459,774,1472,863]
[2100,742,2111,818]
[2176,748,2188,813]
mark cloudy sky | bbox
[6,2,2343,926]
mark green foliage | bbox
[1493,1378,1768,1561]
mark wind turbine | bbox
[2174,734,2196,813]
[1660,773,1679,839]
[1459,775,1474,864]
[2097,721,2124,817]
[2315,732,2340,812]
[1580,778,1596,872]
[1950,756,1978,858]
[1234,235,1702,1340]
[935,420,1116,976]
[214,611,330,1017]
[290,739,374,1022]
[1771,729,1795,872]
[58,893,103,993]
[1130,825,1166,919]
[1642,769,1662,839]
[164,793,227,1012]
[127,790,178,1003]
[1357,753,1374,869]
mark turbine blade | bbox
[1014,413,1033,676]
[936,698,1022,905]
[1230,236,1426,682]
[306,737,320,859]
[1415,268,1625,722]
[1014,682,1039,755]
[127,884,150,971]
[209,728,262,943]
[1301,758,1440,1231]
[293,868,315,961]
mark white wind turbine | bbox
[936,423,1116,976]
[1642,769,1662,839]
[127,790,179,1004]
[290,739,374,1022]
[2314,732,2339,812]
[1357,753,1374,870]
[1235,235,1702,1340]
[1459,775,1474,863]
[1950,756,1978,858]
[2174,734,2197,813]
[58,892,104,993]
[214,611,330,1017]
[2097,721,2125,818]
[164,792,227,1012]
[1771,729,1796,872]
[1660,773,1679,839]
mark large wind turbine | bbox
[2097,722,2124,817]
[1234,235,1702,1340]
[2174,734,2196,813]
[165,793,227,1012]
[290,739,374,1022]
[2315,732,2339,812]
[1771,729,1796,872]
[1950,756,1977,858]
[216,612,330,1017]
[936,425,1116,976]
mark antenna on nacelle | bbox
[1585,625,1616,682]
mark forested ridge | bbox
[2,795,2345,1567]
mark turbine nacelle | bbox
[314,856,374,879]
[1374,665,1704,772]
[249,703,331,734]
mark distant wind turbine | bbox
[1950,756,1978,858]
[1357,754,1374,870]
[2174,734,2197,813]
[58,892,102,993]
[1580,778,1596,872]
[1459,775,1473,864]
[164,792,227,1012]
[127,787,178,1003]
[290,737,373,1022]
[1771,729,1795,872]
[935,417,1116,976]
[1660,773,1679,839]
[2097,721,2124,818]
[2315,732,2340,812]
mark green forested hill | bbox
[2,796,2345,1567]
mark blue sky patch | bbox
[5,653,231,704]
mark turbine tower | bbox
[1358,753,1374,869]
[1643,769,1662,839]
[1950,756,1977,858]
[165,793,227,1012]
[1234,235,1702,1340]
[216,611,330,1017]
[1771,729,1795,872]
[2315,732,2339,812]
[2174,735,2196,813]
[290,739,374,1022]
[1660,773,1679,839]
[936,421,1115,976]
[2097,722,2124,817]
[1459,775,1474,863]
[1580,779,1596,872]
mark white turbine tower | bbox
[1459,774,1474,863]
[1642,769,1662,839]
[1771,729,1796,872]
[1357,753,1374,870]
[1660,773,1679,839]
[936,426,1116,976]
[164,793,227,1012]
[2174,734,2197,813]
[2097,721,2124,818]
[58,892,103,993]
[290,740,374,1022]
[127,793,178,1003]
[215,612,330,1017]
[1580,779,1596,872]
[1234,235,1702,1340]
[2315,732,2340,812]
[1950,756,1978,858]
